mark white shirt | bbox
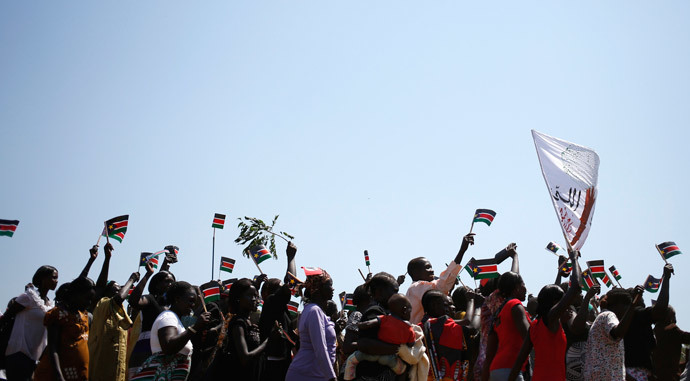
[150,310,193,356]
[5,286,54,360]
[406,261,461,324]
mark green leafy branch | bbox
[235,215,295,259]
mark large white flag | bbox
[532,130,600,251]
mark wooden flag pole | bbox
[357,269,367,282]
[468,220,475,235]
[248,250,265,275]
[212,228,216,280]
[96,227,104,246]
[195,286,208,313]
[655,244,674,275]
[104,221,110,245]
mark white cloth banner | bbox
[532,130,600,250]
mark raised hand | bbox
[193,311,211,331]
[505,242,518,256]
[396,274,406,286]
[129,272,141,283]
[145,260,155,275]
[663,263,674,277]
[89,245,99,260]
[286,241,297,261]
[460,233,476,253]
[104,242,114,258]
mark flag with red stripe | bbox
[644,275,661,293]
[220,257,235,273]
[0,219,19,238]
[200,281,221,303]
[287,301,299,317]
[656,241,682,260]
[470,258,499,279]
[586,260,606,279]
[104,215,129,243]
[212,213,226,229]
[473,209,496,226]
[609,265,622,281]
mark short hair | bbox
[421,289,445,315]
[605,287,631,309]
[261,278,282,297]
[352,284,370,308]
[536,284,564,325]
[407,257,427,275]
[69,276,95,295]
[164,281,194,306]
[479,277,499,297]
[55,282,71,302]
[498,272,523,297]
[452,286,471,311]
[32,265,57,287]
[365,272,397,296]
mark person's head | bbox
[559,282,583,308]
[535,285,564,324]
[451,286,471,312]
[602,287,632,319]
[387,294,412,321]
[149,271,175,296]
[228,278,258,314]
[366,272,399,308]
[498,271,526,301]
[352,284,371,312]
[660,305,677,325]
[407,257,433,282]
[422,289,451,318]
[479,277,499,297]
[55,282,70,304]
[261,278,282,301]
[324,300,339,321]
[33,265,58,292]
[303,270,334,305]
[66,277,95,311]
[526,294,538,317]
[165,281,197,317]
[628,287,645,308]
[104,281,121,298]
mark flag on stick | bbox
[212,213,226,229]
[586,260,606,279]
[656,242,682,260]
[364,250,371,267]
[602,274,613,288]
[463,258,477,278]
[287,301,299,317]
[581,269,597,291]
[559,261,573,276]
[0,219,19,237]
[222,278,237,290]
[249,245,272,266]
[219,257,235,273]
[286,271,303,295]
[609,266,622,281]
[104,215,129,243]
[200,281,221,303]
[467,258,499,279]
[139,252,160,269]
[341,293,356,311]
[473,209,496,226]
[644,275,661,293]
[532,130,599,251]
[546,241,562,255]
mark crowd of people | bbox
[0,234,687,381]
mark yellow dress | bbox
[88,297,133,381]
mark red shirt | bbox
[530,318,566,381]
[377,315,415,345]
[490,299,528,371]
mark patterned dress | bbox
[583,311,625,381]
[34,307,90,381]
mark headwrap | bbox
[303,269,331,297]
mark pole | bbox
[248,250,265,275]
[468,220,475,235]
[104,221,110,245]
[195,286,208,313]
[96,227,104,246]
[212,228,216,280]
[357,269,366,282]
[656,244,674,275]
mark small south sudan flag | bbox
[609,266,622,281]
[586,260,606,279]
[286,271,303,295]
[343,294,356,311]
[470,258,499,279]
[220,257,235,273]
[212,213,226,229]
[602,274,613,288]
[0,219,19,237]
[560,261,573,276]
[139,252,159,269]
[546,241,562,254]
[364,250,370,267]
[581,269,596,291]
[200,281,221,303]
[104,215,129,243]
[287,301,299,317]
[222,278,237,290]
[644,275,661,293]
[249,245,272,265]
[473,209,496,226]
[464,258,477,278]
[656,241,682,260]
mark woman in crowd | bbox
[127,264,176,377]
[1,265,58,381]
[481,271,529,381]
[286,269,337,381]
[130,281,210,381]
[33,276,96,381]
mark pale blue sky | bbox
[1,1,689,326]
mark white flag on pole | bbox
[532,130,600,251]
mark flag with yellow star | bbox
[249,245,272,265]
[104,215,129,243]
[644,275,661,293]
[285,271,303,295]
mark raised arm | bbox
[113,272,140,305]
[129,262,154,309]
[571,285,599,335]
[651,263,673,322]
[285,241,297,280]
[610,286,643,340]
[495,243,519,273]
[453,233,475,264]
[79,245,99,278]
[547,251,582,331]
[95,242,113,295]
[554,255,568,285]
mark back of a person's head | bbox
[366,272,397,296]
[324,300,338,317]
[55,282,71,303]
[479,277,499,297]
[451,286,470,312]
[164,281,193,306]
[261,278,282,299]
[498,271,522,297]
[604,287,632,310]
[536,284,564,324]
[352,284,370,307]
